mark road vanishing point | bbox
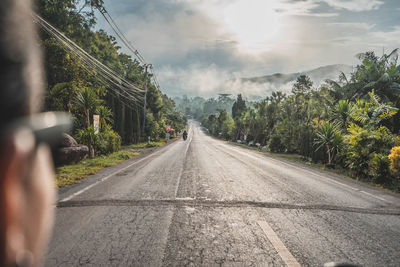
[46,121,400,266]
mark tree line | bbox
[38,0,186,158]
[181,50,400,190]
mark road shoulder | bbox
[227,141,400,199]
[57,138,180,201]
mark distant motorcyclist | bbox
[183,130,188,140]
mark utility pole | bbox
[142,64,150,136]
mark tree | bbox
[217,110,234,140]
[232,94,247,120]
[47,82,79,112]
[314,122,342,165]
[74,87,102,157]
[351,50,400,103]
[97,105,113,131]
[331,100,351,131]
[345,91,398,178]
[292,75,313,95]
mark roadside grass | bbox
[55,150,138,188]
[124,139,170,150]
[55,138,175,188]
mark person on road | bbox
[183,130,188,140]
[0,0,59,266]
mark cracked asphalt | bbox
[46,121,400,266]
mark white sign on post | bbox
[93,115,100,134]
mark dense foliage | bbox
[184,50,400,189]
[38,0,186,157]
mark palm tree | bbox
[74,87,102,158]
[97,105,113,131]
[326,49,400,104]
[332,100,351,131]
[314,122,342,165]
[352,49,400,102]
[75,87,102,128]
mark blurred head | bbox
[0,0,56,266]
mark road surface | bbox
[46,121,400,266]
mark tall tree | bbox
[232,94,247,120]
[292,75,313,95]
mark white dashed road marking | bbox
[257,221,301,267]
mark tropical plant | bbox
[97,105,113,131]
[370,153,391,184]
[389,146,400,174]
[314,122,342,165]
[343,92,398,177]
[332,100,351,131]
[349,91,398,129]
[75,126,98,158]
[74,88,102,157]
[47,82,79,112]
[95,125,121,155]
[74,87,102,128]
[352,49,400,102]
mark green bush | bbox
[345,123,396,178]
[389,146,400,174]
[75,126,97,157]
[96,125,121,155]
[75,125,121,156]
[370,153,391,184]
[145,142,157,148]
[269,134,284,152]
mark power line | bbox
[97,7,163,92]
[98,7,147,64]
[33,13,145,109]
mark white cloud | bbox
[327,22,376,30]
[119,8,229,60]
[322,0,384,12]
[370,26,400,45]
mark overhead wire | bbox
[99,8,147,64]
[33,13,145,109]
[33,15,145,100]
[98,7,163,92]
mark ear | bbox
[0,130,34,265]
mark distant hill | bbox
[221,64,353,99]
[238,64,353,86]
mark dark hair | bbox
[0,0,44,128]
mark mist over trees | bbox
[180,50,400,190]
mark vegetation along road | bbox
[47,121,400,266]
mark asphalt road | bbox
[46,121,400,266]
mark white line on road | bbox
[360,190,388,202]
[60,150,165,202]
[174,132,192,198]
[257,221,301,267]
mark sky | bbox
[94,0,400,97]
